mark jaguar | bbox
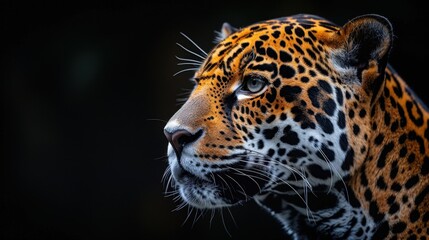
[163,14,429,239]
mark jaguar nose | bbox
[164,129,203,159]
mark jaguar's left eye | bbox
[240,75,267,94]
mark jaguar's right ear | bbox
[214,22,238,43]
[325,14,393,101]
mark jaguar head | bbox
[163,14,392,209]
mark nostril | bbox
[164,129,203,159]
[174,129,203,147]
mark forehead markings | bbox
[197,18,338,89]
[198,35,256,83]
[201,22,272,73]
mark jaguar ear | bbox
[214,22,238,43]
[330,14,393,96]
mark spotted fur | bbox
[163,14,429,239]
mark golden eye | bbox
[240,75,267,94]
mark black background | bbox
[3,1,428,239]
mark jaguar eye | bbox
[240,75,267,94]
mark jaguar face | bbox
[163,14,391,209]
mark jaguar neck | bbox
[254,183,374,239]
[348,68,429,235]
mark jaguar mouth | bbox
[170,159,268,208]
[170,159,197,185]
